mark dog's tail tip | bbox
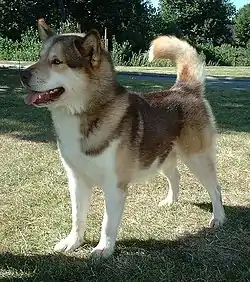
[148,36,205,91]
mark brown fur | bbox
[31,29,214,171]
[68,34,214,188]
[22,24,215,171]
[20,22,225,256]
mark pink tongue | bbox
[24,93,41,105]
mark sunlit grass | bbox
[0,68,249,281]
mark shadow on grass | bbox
[118,70,250,83]
[1,205,249,281]
[0,68,55,143]
[0,68,250,146]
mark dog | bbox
[20,19,225,258]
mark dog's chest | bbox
[51,109,117,185]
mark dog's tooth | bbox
[38,95,41,99]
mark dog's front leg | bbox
[92,184,127,258]
[54,166,92,252]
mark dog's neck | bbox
[50,81,129,156]
[78,85,128,135]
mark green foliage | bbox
[60,17,81,33]
[160,0,236,45]
[0,28,40,61]
[110,37,132,66]
[110,38,250,67]
[110,37,172,67]
[1,26,250,67]
[0,0,154,53]
[0,0,61,41]
[235,4,250,46]
[198,43,250,66]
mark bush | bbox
[198,43,250,66]
[60,18,81,33]
[110,36,173,67]
[0,28,41,61]
[110,37,132,66]
[110,37,250,67]
[2,27,250,67]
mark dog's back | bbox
[118,35,215,176]
[148,36,215,155]
[21,22,225,257]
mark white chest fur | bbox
[51,108,118,187]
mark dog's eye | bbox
[51,59,62,65]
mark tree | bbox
[67,0,154,51]
[235,4,250,46]
[159,0,236,46]
[0,0,154,52]
[0,0,61,40]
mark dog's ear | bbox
[38,18,55,42]
[74,30,102,67]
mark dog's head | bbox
[21,19,116,113]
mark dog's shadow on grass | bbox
[1,204,249,281]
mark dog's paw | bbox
[91,243,114,258]
[54,232,83,252]
[209,215,225,228]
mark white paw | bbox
[158,196,177,207]
[54,232,84,252]
[91,243,115,258]
[209,215,225,228]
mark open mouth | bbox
[24,87,65,105]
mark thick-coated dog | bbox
[20,19,225,257]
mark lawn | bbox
[116,66,250,78]
[0,68,250,281]
[1,61,250,78]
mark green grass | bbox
[0,68,250,281]
[1,61,250,77]
[116,66,250,77]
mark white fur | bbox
[132,158,162,183]
[148,44,154,63]
[51,108,113,185]
[159,151,180,206]
[29,41,91,114]
[24,33,225,258]
[52,107,126,255]
[51,107,181,256]
[29,36,224,257]
[179,149,225,228]
[51,106,225,256]
[29,67,89,113]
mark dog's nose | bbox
[21,69,32,84]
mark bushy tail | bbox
[149,36,204,93]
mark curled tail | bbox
[149,36,204,93]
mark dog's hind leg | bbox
[179,148,225,228]
[159,151,181,206]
